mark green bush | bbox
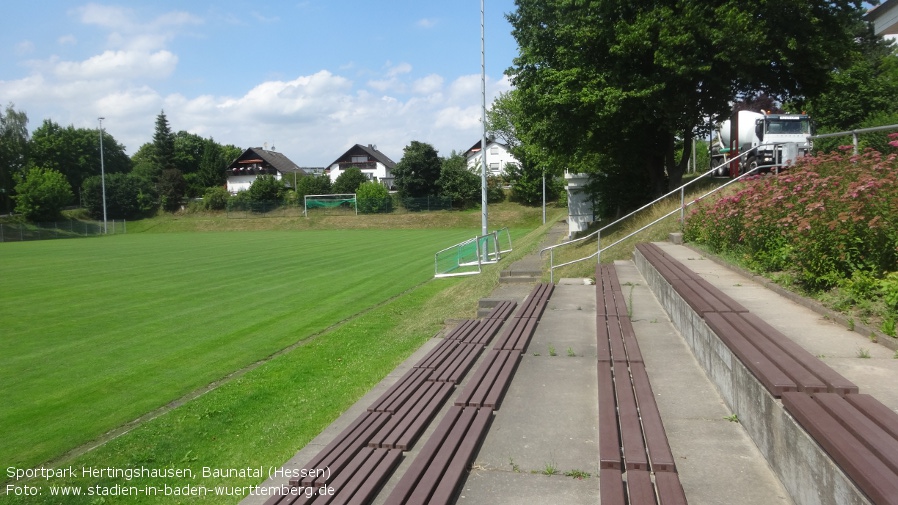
[14,166,73,221]
[247,175,285,203]
[82,172,156,220]
[356,181,391,214]
[333,167,369,194]
[203,186,230,210]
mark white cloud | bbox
[53,50,178,81]
[412,74,444,95]
[15,41,35,56]
[58,35,78,46]
[416,18,437,29]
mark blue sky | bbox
[1,1,519,166]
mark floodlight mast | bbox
[98,117,108,234]
[480,0,488,238]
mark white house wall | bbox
[328,163,389,185]
[466,143,519,176]
[227,172,283,194]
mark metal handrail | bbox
[808,123,898,155]
[540,145,775,283]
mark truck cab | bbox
[754,114,813,169]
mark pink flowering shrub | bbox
[684,148,898,291]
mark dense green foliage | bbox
[0,103,29,213]
[356,180,391,214]
[29,119,131,195]
[393,141,442,198]
[82,172,156,220]
[333,166,369,194]
[13,166,73,221]
[295,173,333,199]
[437,151,480,208]
[685,144,898,293]
[203,186,230,210]
[246,174,286,203]
[506,0,865,210]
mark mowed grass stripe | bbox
[0,229,475,468]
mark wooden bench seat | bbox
[516,282,554,319]
[598,361,622,470]
[288,410,391,488]
[490,316,538,351]
[483,300,517,320]
[444,318,506,346]
[368,381,454,450]
[454,349,520,409]
[367,367,433,413]
[383,406,492,505]
[705,312,858,397]
[414,339,484,384]
[782,392,898,505]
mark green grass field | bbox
[1,228,482,470]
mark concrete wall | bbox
[633,247,872,505]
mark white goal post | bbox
[303,194,357,216]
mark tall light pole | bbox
[98,117,108,234]
[480,0,488,238]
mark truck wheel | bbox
[747,157,760,175]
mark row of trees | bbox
[491,0,898,219]
[0,106,242,221]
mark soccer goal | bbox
[304,194,357,216]
[434,230,506,278]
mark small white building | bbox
[866,0,898,36]
[464,139,520,177]
[225,147,304,194]
[326,144,396,189]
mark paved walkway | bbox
[243,227,898,504]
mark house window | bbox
[351,155,367,163]
[489,162,501,171]
[490,146,499,155]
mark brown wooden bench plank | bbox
[454,349,520,409]
[414,338,462,370]
[427,407,493,505]
[626,469,656,504]
[692,277,749,313]
[814,393,898,476]
[671,278,716,316]
[734,312,858,395]
[618,316,644,364]
[367,367,432,413]
[292,410,391,487]
[483,300,517,321]
[383,406,492,505]
[492,316,538,351]
[655,471,688,505]
[612,361,649,470]
[369,380,454,450]
[718,312,828,394]
[705,312,798,397]
[629,362,675,472]
[427,342,483,384]
[844,393,898,440]
[462,318,504,345]
[782,392,898,505]
[598,361,622,470]
[442,319,479,342]
[599,468,626,505]
[606,316,629,363]
[597,315,612,362]
[517,283,554,320]
[313,447,403,505]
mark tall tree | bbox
[507,0,865,206]
[29,119,130,202]
[0,103,29,213]
[14,166,72,221]
[392,141,442,198]
[149,110,176,181]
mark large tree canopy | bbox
[507,0,865,205]
[392,141,442,198]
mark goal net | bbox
[434,230,505,278]
[304,194,357,216]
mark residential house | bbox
[226,147,304,194]
[326,144,396,189]
[464,139,519,177]
[866,0,898,36]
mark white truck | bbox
[709,110,813,177]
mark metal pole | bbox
[98,117,108,234]
[542,170,546,225]
[480,0,488,238]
